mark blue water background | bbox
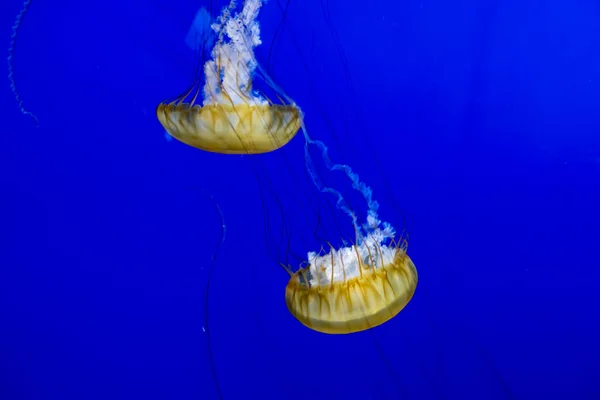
[2,0,600,399]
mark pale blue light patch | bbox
[185,7,215,52]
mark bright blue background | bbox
[2,0,600,399]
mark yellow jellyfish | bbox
[156,1,301,154]
[285,236,417,334]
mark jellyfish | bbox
[156,1,301,154]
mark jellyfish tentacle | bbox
[8,0,38,126]
[256,64,383,240]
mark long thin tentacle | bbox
[8,0,38,126]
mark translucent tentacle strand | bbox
[256,63,389,242]
[8,0,38,126]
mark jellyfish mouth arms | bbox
[156,102,302,154]
[285,251,418,334]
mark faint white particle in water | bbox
[202,326,206,333]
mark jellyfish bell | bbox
[281,207,418,334]
[156,0,301,154]
[285,231,418,334]
[156,101,301,155]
